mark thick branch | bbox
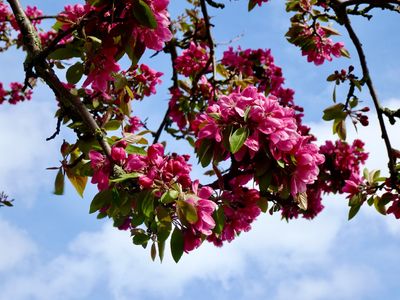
[333,3,397,184]
[6,0,111,157]
[339,0,400,7]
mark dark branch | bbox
[7,0,112,158]
[332,1,398,186]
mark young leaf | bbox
[170,227,184,263]
[133,232,150,245]
[66,170,88,197]
[132,0,158,29]
[89,189,113,214]
[197,140,213,167]
[151,242,157,261]
[104,120,121,131]
[54,168,65,195]
[158,240,166,262]
[229,127,249,154]
[248,0,257,11]
[348,204,361,220]
[177,200,198,224]
[66,62,84,84]
[141,191,155,217]
[160,190,179,204]
[109,172,140,183]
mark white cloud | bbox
[274,266,378,300]
[0,99,60,206]
[0,218,36,273]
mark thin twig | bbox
[332,2,397,185]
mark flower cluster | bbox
[174,42,210,77]
[83,47,120,92]
[191,86,324,229]
[301,26,345,66]
[57,4,93,31]
[208,187,261,246]
[124,64,163,99]
[0,82,33,104]
[55,1,171,93]
[318,139,368,194]
[221,47,303,122]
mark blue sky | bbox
[0,1,399,299]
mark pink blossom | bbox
[175,42,210,76]
[89,150,110,191]
[58,4,93,31]
[186,197,217,236]
[133,0,172,51]
[387,200,400,219]
[83,47,120,92]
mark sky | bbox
[0,1,399,300]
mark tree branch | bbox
[332,2,397,185]
[6,0,111,157]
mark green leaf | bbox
[141,191,155,218]
[160,190,179,204]
[109,172,140,183]
[333,85,337,103]
[158,240,165,262]
[66,170,88,197]
[125,145,147,155]
[258,171,272,193]
[151,242,157,261]
[156,207,172,242]
[374,196,387,215]
[133,232,150,245]
[177,200,198,224]
[327,74,337,82]
[89,189,113,214]
[229,127,249,154]
[54,168,65,195]
[125,39,146,67]
[333,119,347,140]
[48,47,81,60]
[257,197,269,213]
[104,120,121,131]
[66,62,84,84]
[197,140,213,167]
[348,204,361,220]
[213,206,225,235]
[322,103,346,121]
[243,106,252,122]
[340,48,351,58]
[170,227,184,263]
[132,0,158,29]
[248,0,257,11]
[349,97,358,109]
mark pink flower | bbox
[186,197,217,236]
[89,150,110,190]
[58,4,92,31]
[132,0,172,51]
[175,42,210,76]
[387,200,400,219]
[342,175,363,198]
[83,47,120,92]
